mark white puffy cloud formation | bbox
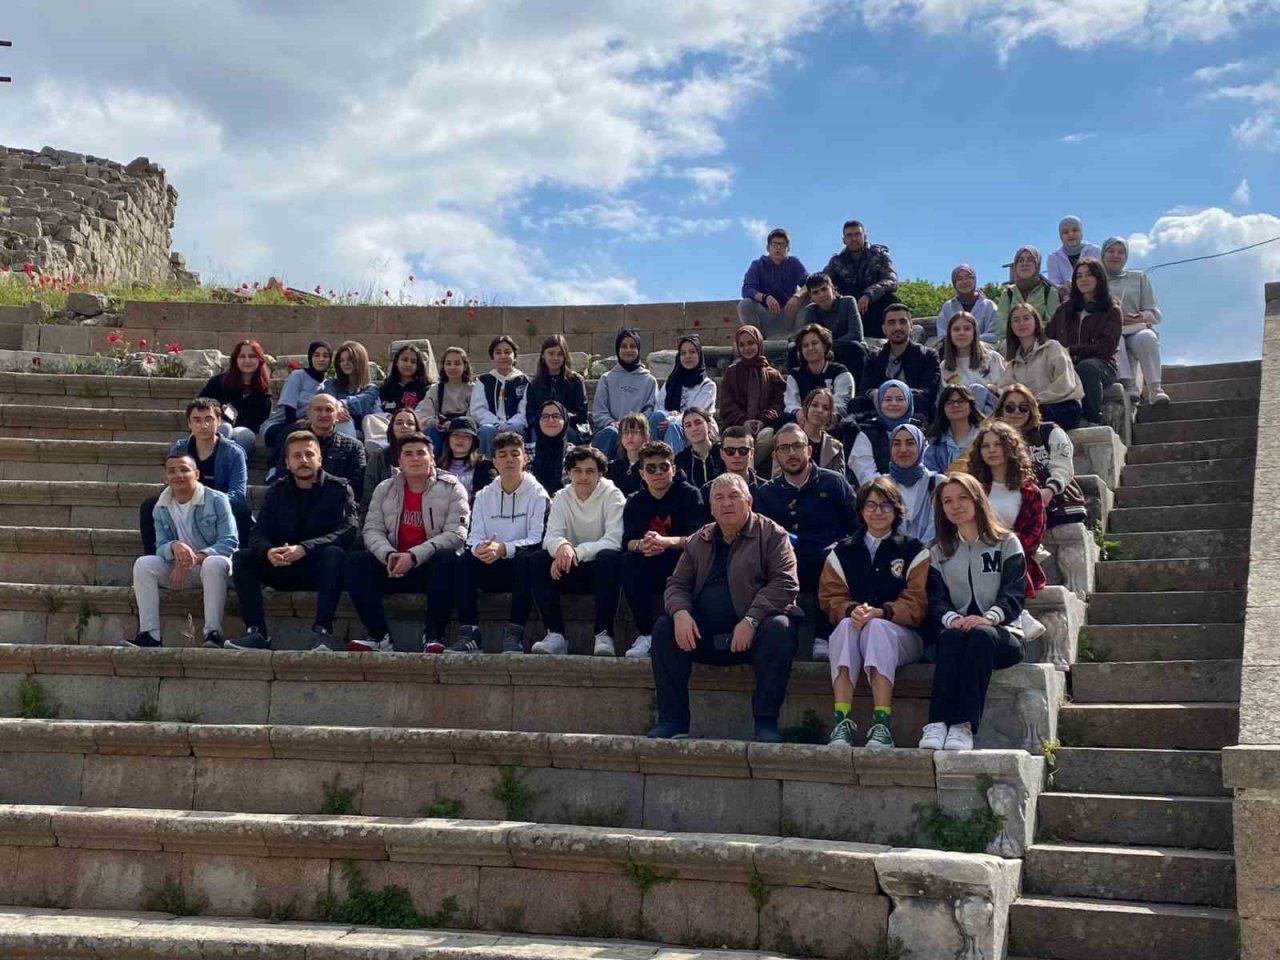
[1191,60,1280,152]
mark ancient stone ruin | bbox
[0,144,195,285]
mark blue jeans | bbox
[218,422,256,457]
[648,411,687,455]
[478,423,499,457]
[426,425,446,457]
[593,426,620,458]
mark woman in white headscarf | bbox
[1046,216,1102,299]
[1100,236,1170,405]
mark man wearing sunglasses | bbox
[620,441,709,660]
[701,425,762,501]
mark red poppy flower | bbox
[252,281,260,289]
[0,265,8,273]
[137,339,148,349]
[23,263,32,275]
[693,319,701,327]
[30,356,40,367]
[445,289,453,298]
[106,332,121,344]
[240,283,249,290]
[288,360,300,370]
[722,315,731,323]
[314,285,322,295]
[167,343,182,354]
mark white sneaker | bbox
[943,723,974,751]
[811,638,830,662]
[918,722,947,750]
[531,632,568,655]
[593,632,616,657]
[1018,609,1046,641]
[625,635,652,659]
[1148,384,1171,405]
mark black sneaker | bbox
[227,628,271,651]
[126,631,161,649]
[201,631,224,649]
[646,722,690,740]
[501,623,524,654]
[447,625,482,653]
[309,626,335,652]
[754,719,783,744]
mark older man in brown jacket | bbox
[648,472,802,742]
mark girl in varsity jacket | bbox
[470,335,529,456]
[919,473,1027,753]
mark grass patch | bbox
[1092,520,1119,560]
[420,795,465,819]
[493,766,538,820]
[143,876,208,916]
[319,775,359,815]
[624,859,674,898]
[254,896,299,923]
[781,709,826,744]
[18,677,57,719]
[562,802,628,828]
[316,860,464,929]
[130,698,159,722]
[911,801,1004,855]
[747,871,771,912]
[565,899,623,939]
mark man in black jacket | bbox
[275,393,367,501]
[853,304,941,418]
[229,431,358,651]
[822,220,899,338]
[619,441,708,661]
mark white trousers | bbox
[828,617,923,685]
[1115,328,1162,388]
[132,554,232,639]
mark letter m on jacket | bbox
[982,551,1002,574]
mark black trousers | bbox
[797,552,833,641]
[1075,358,1118,424]
[927,624,1024,733]
[450,548,536,627]
[231,545,345,637]
[651,612,798,730]
[140,494,253,556]
[859,291,899,340]
[529,548,621,635]
[344,548,452,638]
[620,549,681,635]
[1040,399,1083,432]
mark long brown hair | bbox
[1002,302,1048,361]
[333,340,371,392]
[941,311,991,373]
[535,334,583,386]
[1068,257,1115,311]
[995,384,1043,433]
[964,420,1036,491]
[932,472,1010,557]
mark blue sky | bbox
[5,1,1280,362]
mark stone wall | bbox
[0,145,193,285]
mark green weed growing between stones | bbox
[143,876,208,916]
[316,860,465,929]
[254,896,298,924]
[18,676,56,719]
[912,797,1003,855]
[319,775,359,815]
[72,602,100,644]
[747,871,771,912]
[781,709,826,744]
[1041,738,1061,790]
[493,766,538,820]
[563,801,628,827]
[624,859,674,898]
[566,899,623,939]
[131,698,159,722]
[420,795,465,818]
[1092,520,1119,560]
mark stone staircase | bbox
[1008,359,1257,959]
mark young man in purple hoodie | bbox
[735,228,808,339]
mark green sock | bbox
[873,706,892,727]
[834,702,852,721]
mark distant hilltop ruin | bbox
[0,144,195,285]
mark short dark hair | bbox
[396,431,433,461]
[795,323,833,357]
[489,334,519,358]
[284,430,319,454]
[766,228,790,246]
[883,303,912,322]
[721,425,752,444]
[804,272,832,292]
[492,430,526,453]
[164,453,197,470]
[681,405,711,426]
[186,397,222,419]
[638,441,674,462]
[842,220,864,232]
[856,477,905,531]
[565,446,608,474]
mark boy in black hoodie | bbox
[619,441,708,660]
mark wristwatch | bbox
[743,616,760,630]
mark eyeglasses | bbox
[540,413,565,421]
[642,462,673,475]
[775,442,807,454]
[944,397,971,407]
[862,501,896,514]
[1002,404,1031,415]
[722,446,752,457]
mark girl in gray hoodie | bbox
[591,328,657,459]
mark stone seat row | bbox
[0,716,1043,857]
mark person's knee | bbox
[317,545,346,572]
[756,615,797,650]
[133,555,162,579]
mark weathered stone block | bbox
[642,775,780,836]
[1069,425,1126,490]
[158,678,269,725]
[362,762,504,820]
[477,865,641,938]
[642,878,757,949]
[183,853,329,918]
[34,674,158,721]
[935,750,1045,858]
[193,757,363,815]
[15,846,180,910]
[524,768,644,828]
[268,680,389,727]
[780,780,931,846]
[80,755,194,810]
[758,885,889,958]
[0,752,83,805]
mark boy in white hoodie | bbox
[447,431,550,653]
[471,335,530,456]
[531,446,627,656]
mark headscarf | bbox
[951,264,981,309]
[614,328,643,373]
[531,400,570,495]
[735,325,768,368]
[1101,236,1129,279]
[1013,245,1044,294]
[305,340,331,383]
[888,423,928,487]
[875,379,914,432]
[663,334,707,412]
[1059,216,1084,256]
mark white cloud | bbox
[1191,60,1250,83]
[740,218,770,245]
[1233,178,1253,206]
[1199,66,1280,151]
[860,0,1280,61]
[683,166,735,203]
[1060,132,1096,143]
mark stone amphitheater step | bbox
[0,805,916,952]
[0,909,806,960]
[0,480,266,528]
[1113,478,1252,507]
[0,438,271,483]
[1009,895,1238,960]
[1107,502,1251,533]
[1094,557,1249,592]
[1164,376,1261,401]
[0,644,1062,752]
[1162,359,1260,382]
[1071,660,1241,703]
[1037,793,1232,850]
[1052,747,1228,797]
[1108,528,1249,561]
[0,372,211,410]
[1023,843,1235,908]
[1123,434,1256,465]
[1059,703,1239,750]
[0,404,187,441]
[1087,590,1244,624]
[1120,456,1255,486]
[1130,415,1257,445]
[0,717,1040,855]
[1137,397,1259,423]
[1084,623,1244,662]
